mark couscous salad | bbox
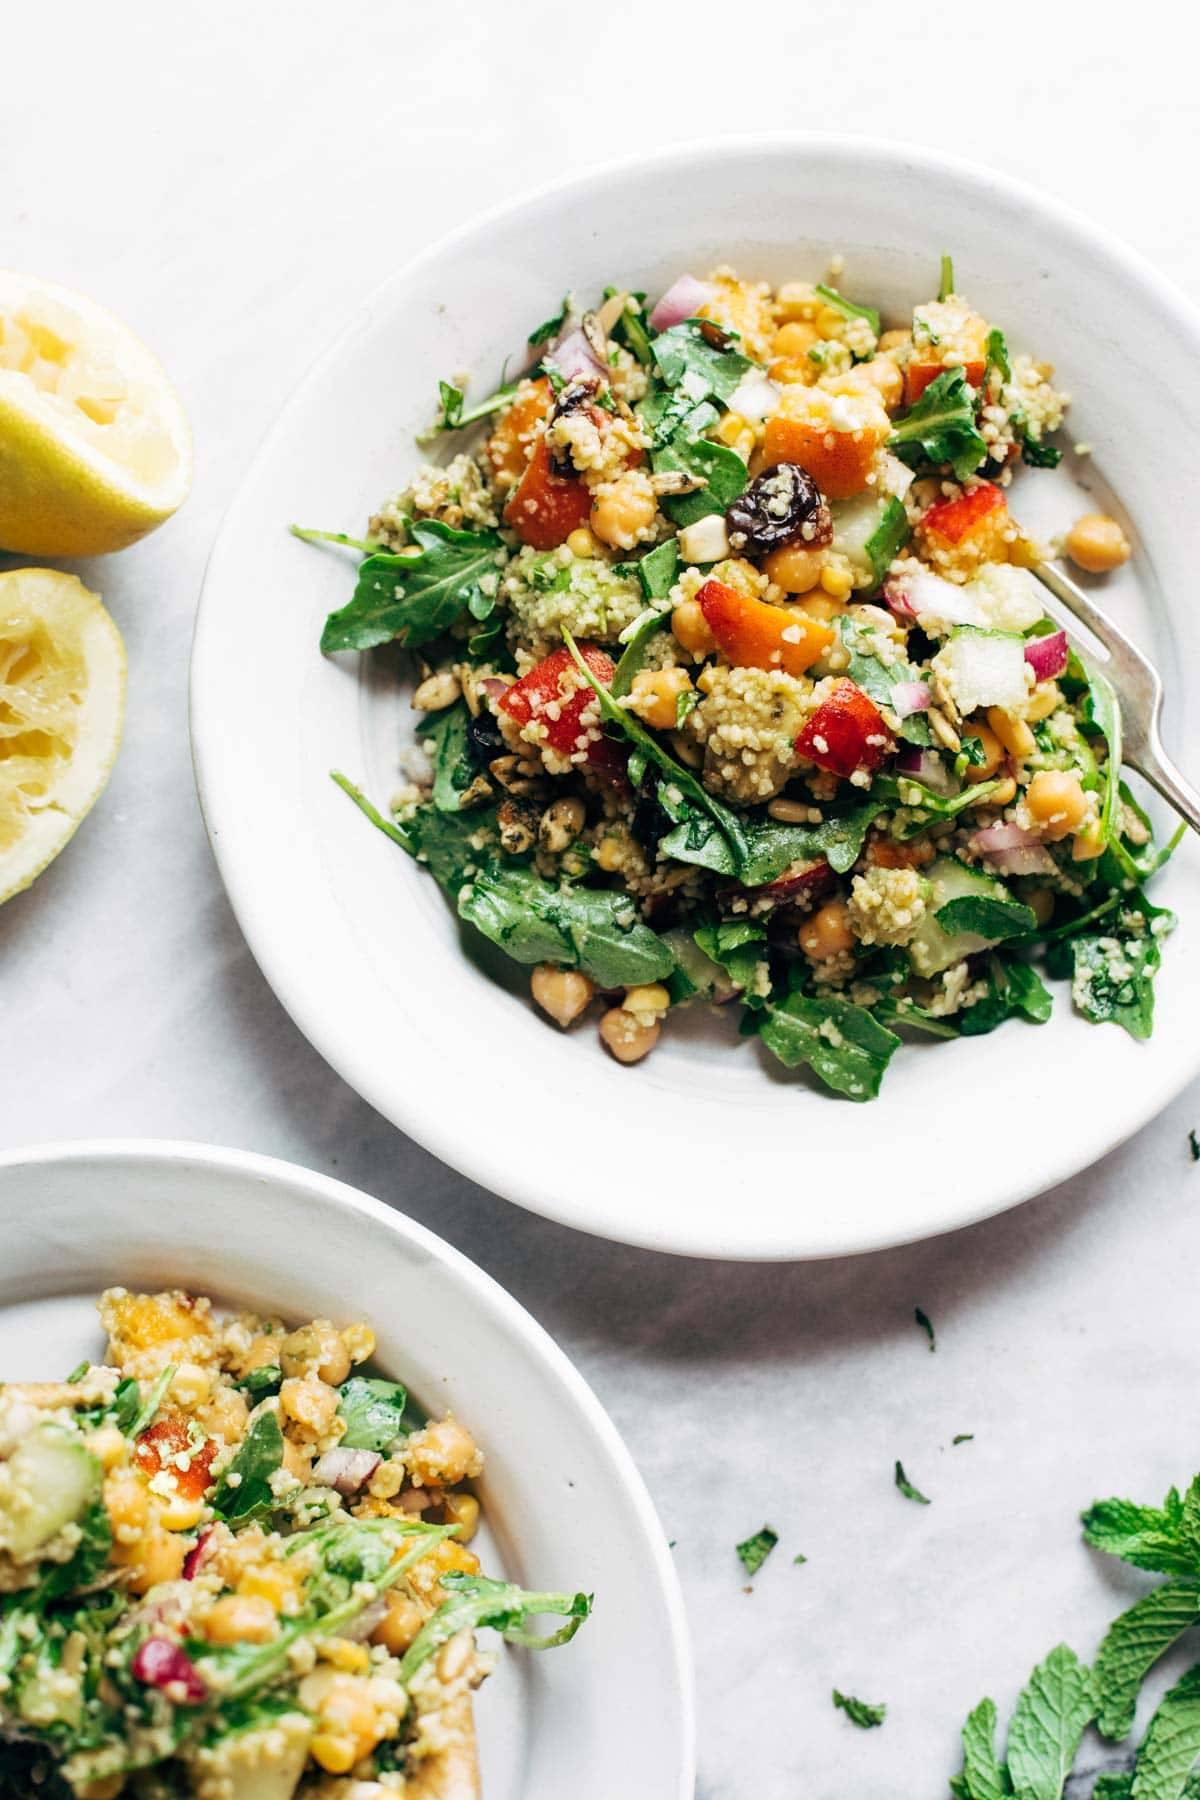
[301,258,1179,1101]
[0,1290,588,1797]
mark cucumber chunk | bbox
[1,1423,101,1558]
[906,857,1018,977]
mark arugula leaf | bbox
[694,918,768,1000]
[736,1526,778,1577]
[460,863,675,988]
[1094,1583,1200,1742]
[604,287,654,366]
[237,1363,282,1400]
[1080,665,1124,850]
[649,319,753,403]
[611,610,669,697]
[864,495,913,583]
[128,1363,176,1438]
[755,987,901,1101]
[418,702,475,813]
[954,1434,975,1446]
[1021,435,1063,470]
[1004,1643,1095,1800]
[655,436,748,527]
[212,1411,285,1522]
[38,1496,113,1601]
[959,955,1054,1036]
[1083,1482,1200,1576]
[630,538,680,602]
[939,255,956,303]
[527,297,570,346]
[398,1574,591,1683]
[935,892,1038,941]
[887,368,988,480]
[320,520,505,653]
[985,327,1012,385]
[291,524,385,555]
[1129,1661,1200,1799]
[814,283,881,340]
[1103,782,1185,886]
[833,1690,887,1729]
[1066,892,1174,1040]
[915,1307,936,1351]
[953,1696,1010,1800]
[873,772,1005,835]
[660,800,883,885]
[336,1377,409,1454]
[564,629,750,872]
[894,1460,931,1505]
[419,378,519,439]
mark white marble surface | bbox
[4,5,1200,1794]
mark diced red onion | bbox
[884,569,982,629]
[1024,629,1068,682]
[182,1529,213,1581]
[312,1447,381,1496]
[132,1637,207,1704]
[545,328,605,383]
[763,858,832,899]
[969,821,1057,876]
[648,275,714,332]
[891,680,931,719]
[895,746,956,795]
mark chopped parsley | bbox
[952,1434,975,1446]
[736,1526,779,1577]
[833,1690,887,1729]
[895,1460,931,1505]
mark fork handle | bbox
[1127,734,1200,837]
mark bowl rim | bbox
[190,133,1200,1261]
[0,1135,696,1793]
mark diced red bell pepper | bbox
[135,1411,218,1501]
[504,436,593,549]
[795,679,892,778]
[498,643,617,766]
[904,359,986,404]
[919,480,1006,545]
[697,578,833,678]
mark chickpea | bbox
[795,592,842,625]
[598,1006,660,1065]
[442,1491,481,1545]
[205,1594,278,1645]
[125,1527,186,1595]
[565,525,601,559]
[773,320,819,358]
[200,1384,249,1445]
[530,964,595,1029]
[281,1436,314,1485]
[1065,512,1131,574]
[671,598,717,655]
[238,1561,300,1613]
[310,1734,358,1776]
[623,983,670,1025]
[763,542,824,594]
[963,722,1005,783]
[371,1591,426,1655]
[1026,769,1089,839]
[240,1333,282,1375]
[1025,681,1062,723]
[86,1425,128,1471]
[986,707,1036,760]
[1071,820,1107,861]
[982,775,1018,807]
[878,328,911,354]
[629,667,693,731]
[280,1374,339,1440]
[589,470,658,550]
[799,898,855,961]
[316,1335,351,1389]
[842,357,903,410]
[104,1468,149,1539]
[405,1415,483,1487]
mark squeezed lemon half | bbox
[0,272,192,557]
[0,568,126,903]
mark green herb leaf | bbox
[833,1689,887,1729]
[873,771,1006,835]
[398,1574,591,1684]
[887,368,988,480]
[755,987,901,1102]
[838,618,931,746]
[290,524,385,555]
[914,1306,936,1351]
[954,1434,975,1445]
[1066,891,1174,1041]
[417,701,476,813]
[1082,1483,1199,1577]
[1128,1661,1200,1800]
[127,1363,176,1439]
[1020,436,1062,470]
[611,610,669,698]
[1004,1643,1095,1800]
[655,436,748,526]
[939,255,956,303]
[607,290,654,366]
[864,495,913,583]
[958,955,1054,1036]
[634,538,680,601]
[985,327,1012,385]
[319,520,505,653]
[1190,1130,1200,1164]
[527,297,570,346]
[213,1411,285,1522]
[736,1526,779,1577]
[894,1460,931,1504]
[935,892,1038,941]
[460,863,676,989]
[660,800,883,885]
[237,1364,282,1400]
[1094,1582,1200,1742]
[336,1377,410,1454]
[650,319,753,404]
[419,378,519,439]
[953,1696,1010,1800]
[814,283,882,340]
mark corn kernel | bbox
[310,1733,358,1775]
[317,1637,371,1674]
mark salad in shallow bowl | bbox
[303,253,1178,1101]
[191,139,1200,1257]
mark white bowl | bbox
[192,136,1200,1260]
[0,1140,694,1798]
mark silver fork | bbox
[1032,560,1200,835]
